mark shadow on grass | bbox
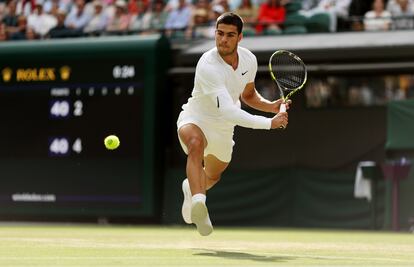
[193,249,295,263]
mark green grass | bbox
[0,224,413,266]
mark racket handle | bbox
[280,103,286,113]
[279,103,286,129]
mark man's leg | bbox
[178,124,213,235]
[189,154,229,235]
[178,124,208,195]
[204,154,229,190]
[178,124,231,236]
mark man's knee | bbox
[206,173,221,183]
[187,136,204,155]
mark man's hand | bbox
[270,111,288,129]
[269,99,292,114]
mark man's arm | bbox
[198,62,288,129]
[241,82,285,114]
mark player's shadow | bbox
[193,249,294,263]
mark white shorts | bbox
[176,110,235,163]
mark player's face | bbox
[215,24,241,57]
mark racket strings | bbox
[271,54,306,90]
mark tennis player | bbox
[177,12,290,236]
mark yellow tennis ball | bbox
[104,135,120,150]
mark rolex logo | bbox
[2,68,12,82]
[60,66,71,80]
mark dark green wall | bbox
[163,168,386,229]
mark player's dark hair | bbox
[216,12,243,35]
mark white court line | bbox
[0,257,174,259]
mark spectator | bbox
[349,0,374,17]
[20,26,39,40]
[101,0,114,7]
[84,0,108,34]
[102,0,116,18]
[42,0,60,14]
[164,0,192,38]
[65,0,92,31]
[306,80,331,108]
[348,0,374,31]
[138,0,168,34]
[3,0,19,30]
[234,0,258,33]
[207,3,225,36]
[348,85,363,106]
[256,0,286,34]
[192,0,210,24]
[48,9,79,37]
[185,0,210,39]
[228,0,262,12]
[15,0,34,16]
[0,2,5,22]
[8,14,27,39]
[0,22,8,40]
[164,0,192,12]
[301,0,319,11]
[214,0,230,12]
[186,8,209,38]
[106,0,130,34]
[59,0,73,13]
[193,4,225,39]
[300,0,352,32]
[364,0,391,31]
[360,82,374,106]
[387,0,414,29]
[127,0,147,15]
[3,0,28,36]
[27,1,57,37]
[128,1,148,32]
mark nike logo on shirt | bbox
[241,71,248,75]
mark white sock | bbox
[183,178,190,191]
[192,193,206,204]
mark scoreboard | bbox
[0,35,169,221]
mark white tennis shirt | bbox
[181,46,272,131]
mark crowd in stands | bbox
[0,0,413,41]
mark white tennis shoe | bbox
[191,200,213,236]
[181,179,192,224]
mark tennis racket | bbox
[268,50,307,128]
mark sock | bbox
[183,178,190,191]
[192,193,206,204]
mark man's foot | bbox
[191,201,213,236]
[181,179,192,224]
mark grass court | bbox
[0,224,413,266]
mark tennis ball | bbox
[104,135,120,150]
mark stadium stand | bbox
[1,0,413,41]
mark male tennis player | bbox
[177,12,290,236]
